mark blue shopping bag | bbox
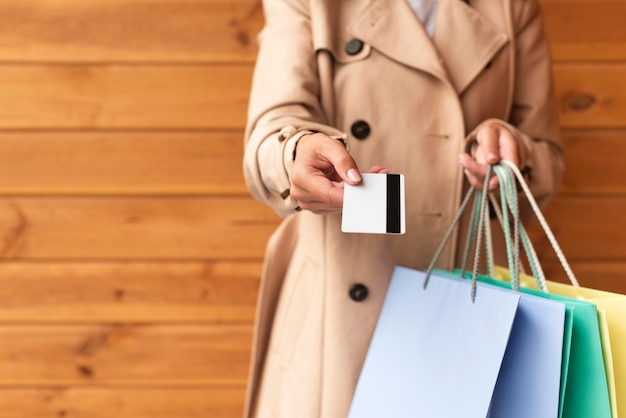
[348,267,521,418]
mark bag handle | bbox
[463,162,577,292]
[424,160,579,300]
[491,164,547,291]
[423,165,493,301]
[499,160,580,288]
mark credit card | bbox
[341,173,405,234]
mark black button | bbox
[345,38,364,55]
[351,120,370,140]
[349,283,369,302]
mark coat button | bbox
[351,120,370,140]
[345,38,364,55]
[349,283,369,302]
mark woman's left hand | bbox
[458,120,520,191]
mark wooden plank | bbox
[0,131,248,195]
[0,387,245,418]
[0,65,252,129]
[0,0,263,64]
[0,262,260,323]
[0,129,624,196]
[527,196,626,261]
[0,195,623,263]
[0,197,279,260]
[0,0,621,64]
[540,0,626,62]
[541,261,626,295]
[0,324,251,385]
[0,64,623,130]
[554,64,626,129]
[559,130,626,195]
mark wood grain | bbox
[0,388,246,418]
[0,262,260,323]
[0,197,279,260]
[541,0,626,62]
[0,0,263,63]
[527,196,626,261]
[560,130,626,195]
[540,261,626,295]
[0,65,251,129]
[0,324,251,385]
[554,64,626,129]
[0,131,248,195]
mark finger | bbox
[475,125,500,165]
[293,183,345,214]
[296,133,362,185]
[497,129,520,167]
[364,165,390,174]
[321,142,361,185]
[291,168,345,211]
[459,153,499,191]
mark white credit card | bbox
[341,173,405,234]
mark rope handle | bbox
[500,160,579,287]
[423,160,579,300]
[423,165,493,302]
[492,165,548,292]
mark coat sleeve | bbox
[243,0,346,217]
[508,0,564,209]
[467,0,563,215]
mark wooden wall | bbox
[531,0,626,293]
[0,0,622,416]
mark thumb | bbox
[335,156,362,185]
[324,142,361,185]
[298,133,362,185]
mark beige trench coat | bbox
[243,0,563,416]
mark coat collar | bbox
[348,0,509,94]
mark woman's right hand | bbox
[290,133,388,214]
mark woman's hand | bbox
[290,133,388,214]
[458,120,520,191]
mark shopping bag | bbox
[485,288,566,418]
[478,162,613,417]
[496,266,623,417]
[598,310,619,418]
[476,271,611,418]
[438,269,567,418]
[347,267,521,418]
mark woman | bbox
[242,0,563,416]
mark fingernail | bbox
[347,169,361,183]
[380,168,390,174]
[487,153,498,162]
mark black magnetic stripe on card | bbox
[386,174,401,234]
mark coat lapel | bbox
[348,0,448,82]
[347,0,508,94]
[433,0,509,94]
